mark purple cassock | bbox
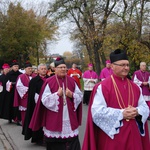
[29,75,82,135]
[99,67,113,81]
[132,70,150,97]
[82,70,98,91]
[82,70,98,79]
[82,74,150,150]
[14,73,34,126]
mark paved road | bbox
[0,105,88,150]
[0,105,149,150]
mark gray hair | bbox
[140,62,146,66]
[37,64,47,70]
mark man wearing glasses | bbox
[29,57,83,150]
[82,49,150,150]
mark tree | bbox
[0,2,58,67]
[109,0,150,72]
[63,51,72,59]
[62,51,81,68]
[47,0,150,74]
[47,0,117,75]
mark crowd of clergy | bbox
[0,48,150,150]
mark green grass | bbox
[80,78,84,91]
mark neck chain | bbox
[55,75,68,105]
[111,75,134,117]
[140,70,146,82]
[90,70,93,79]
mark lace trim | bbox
[21,88,28,98]
[16,78,28,98]
[42,92,60,112]
[73,93,82,110]
[19,106,27,111]
[43,120,79,138]
[143,95,150,101]
[93,108,123,139]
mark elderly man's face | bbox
[111,60,130,78]
[38,66,47,76]
[25,67,32,75]
[140,63,146,71]
[55,64,67,77]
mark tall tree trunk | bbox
[93,41,101,76]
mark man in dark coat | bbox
[1,60,22,123]
[23,63,48,144]
[0,63,11,119]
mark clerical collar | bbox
[39,75,46,78]
[113,74,127,81]
[25,73,32,76]
[56,74,66,79]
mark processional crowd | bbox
[0,49,150,150]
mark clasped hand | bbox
[57,87,73,98]
[123,105,138,120]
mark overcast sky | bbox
[27,0,74,55]
[3,0,74,55]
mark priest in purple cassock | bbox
[82,63,98,105]
[14,62,35,127]
[82,49,150,150]
[99,60,113,81]
[29,57,83,150]
[132,62,150,116]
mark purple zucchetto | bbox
[88,63,93,67]
[105,60,111,64]
[2,63,10,69]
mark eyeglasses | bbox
[113,62,129,67]
[56,66,67,69]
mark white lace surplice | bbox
[133,75,150,101]
[42,83,82,138]
[16,77,30,111]
[91,84,149,139]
